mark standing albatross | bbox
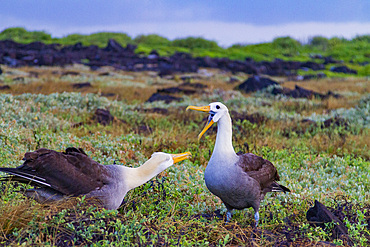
[186,102,290,226]
[0,147,191,209]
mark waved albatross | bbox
[187,102,290,226]
[0,147,191,209]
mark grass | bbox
[0,64,369,245]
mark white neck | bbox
[122,155,172,190]
[212,112,237,160]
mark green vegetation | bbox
[0,65,369,245]
[1,27,369,65]
[60,32,132,47]
[0,27,54,43]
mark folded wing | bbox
[0,147,111,196]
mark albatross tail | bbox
[271,182,291,193]
[0,167,51,188]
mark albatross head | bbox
[186,102,229,140]
[124,151,192,191]
[151,152,192,166]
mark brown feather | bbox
[236,153,280,191]
[7,148,111,196]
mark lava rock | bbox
[322,117,348,129]
[157,87,196,95]
[330,66,357,74]
[92,109,114,126]
[62,71,80,76]
[236,75,279,93]
[272,85,342,100]
[0,85,10,90]
[323,56,340,64]
[306,200,349,239]
[146,93,183,103]
[104,39,125,53]
[301,61,325,70]
[72,82,92,89]
[271,85,325,99]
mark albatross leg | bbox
[254,211,260,227]
[226,210,234,223]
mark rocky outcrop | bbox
[146,93,183,104]
[0,40,358,76]
[271,85,342,99]
[306,200,351,243]
[330,66,357,74]
[236,75,279,93]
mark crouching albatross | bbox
[186,102,290,226]
[0,147,191,209]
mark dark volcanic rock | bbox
[13,77,24,82]
[0,85,10,90]
[157,82,205,96]
[72,82,92,89]
[92,109,114,126]
[100,92,116,97]
[306,200,349,239]
[236,75,279,93]
[322,117,348,129]
[71,122,84,128]
[136,125,153,134]
[301,61,325,71]
[323,56,340,64]
[158,68,174,77]
[326,91,342,99]
[98,72,111,76]
[271,85,335,99]
[146,93,183,103]
[104,39,125,53]
[330,66,357,74]
[289,85,326,99]
[157,87,196,95]
[62,71,80,76]
[0,39,360,78]
[260,59,301,76]
[284,85,340,99]
[301,118,318,127]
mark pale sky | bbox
[1,0,369,46]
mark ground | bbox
[0,64,369,246]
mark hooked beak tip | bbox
[171,152,192,163]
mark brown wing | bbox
[236,153,280,189]
[1,147,111,196]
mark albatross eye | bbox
[216,105,220,109]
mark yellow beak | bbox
[186,105,210,112]
[171,152,192,163]
[198,120,215,140]
[186,105,215,140]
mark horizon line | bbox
[1,21,369,47]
